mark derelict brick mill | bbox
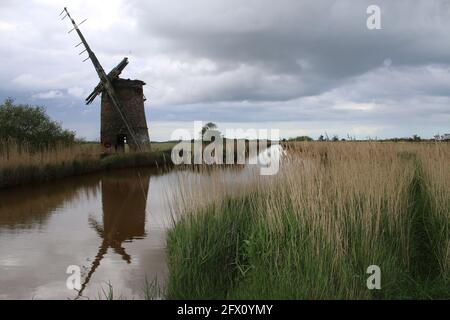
[62,8,150,153]
[99,78,150,152]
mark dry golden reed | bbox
[0,140,101,170]
[168,142,450,299]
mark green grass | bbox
[151,141,178,152]
[166,143,450,299]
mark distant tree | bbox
[200,122,222,142]
[332,135,339,142]
[318,135,325,141]
[288,136,313,142]
[412,134,421,142]
[201,122,217,137]
[0,98,75,149]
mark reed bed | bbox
[166,142,450,299]
[418,145,450,283]
[0,140,171,188]
[0,140,101,169]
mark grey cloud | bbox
[1,0,450,140]
[133,0,450,76]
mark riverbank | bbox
[166,142,450,299]
[0,139,270,189]
[0,142,173,189]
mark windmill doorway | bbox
[116,134,129,153]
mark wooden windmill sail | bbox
[61,8,150,152]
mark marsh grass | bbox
[143,276,165,300]
[0,139,101,170]
[80,277,164,300]
[0,140,172,188]
[167,142,450,299]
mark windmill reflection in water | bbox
[76,170,150,298]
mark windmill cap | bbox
[113,78,146,87]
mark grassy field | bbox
[0,140,173,188]
[166,142,450,299]
[150,141,178,152]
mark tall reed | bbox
[0,140,101,188]
[166,142,450,299]
[418,144,450,286]
[0,140,171,188]
[0,139,100,169]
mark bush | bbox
[0,98,76,149]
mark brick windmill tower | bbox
[61,8,150,152]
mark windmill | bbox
[61,8,150,152]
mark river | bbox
[0,167,176,299]
[0,145,282,300]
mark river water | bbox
[0,168,178,299]
[0,146,282,300]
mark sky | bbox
[1,0,450,141]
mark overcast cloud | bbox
[1,0,450,140]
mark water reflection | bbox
[77,171,150,297]
[0,175,100,230]
[0,168,170,300]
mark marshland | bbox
[4,0,450,303]
[166,142,450,299]
[1,136,449,299]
